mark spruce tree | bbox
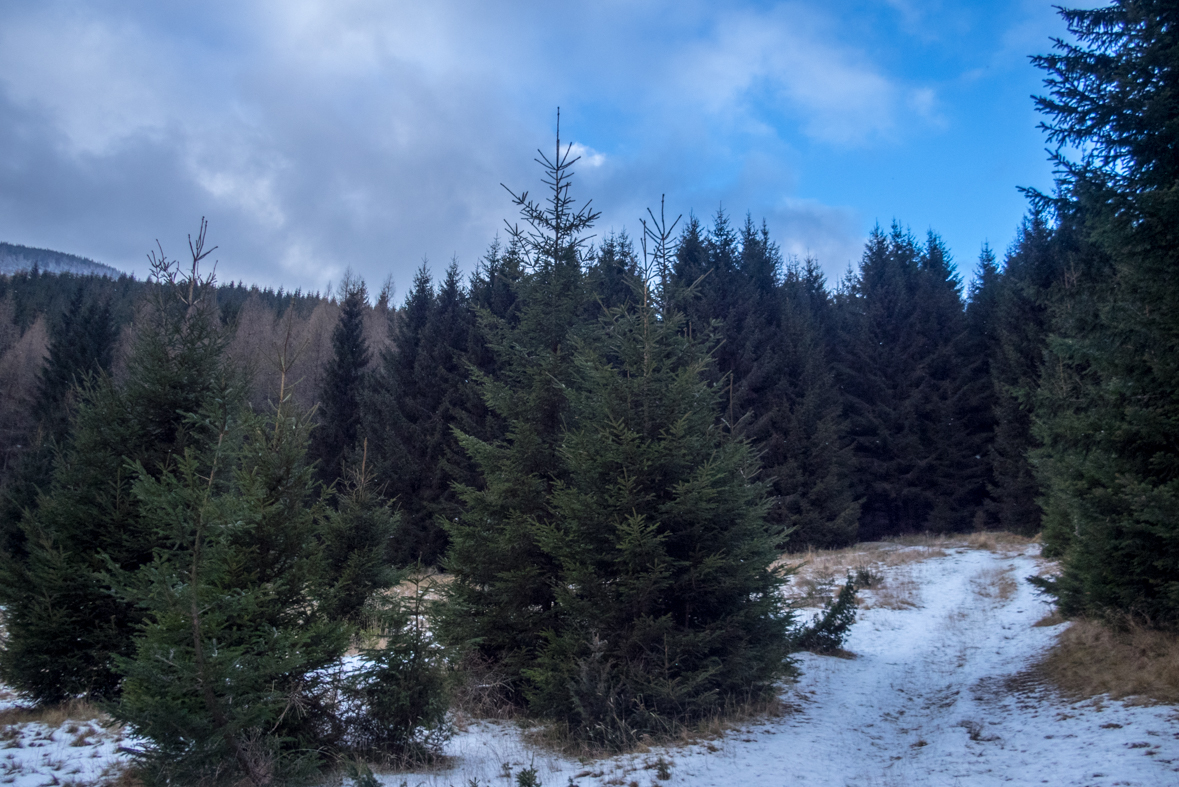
[773,259,859,549]
[914,233,983,532]
[438,121,597,703]
[525,238,792,748]
[961,246,1001,529]
[0,223,231,702]
[836,225,973,537]
[111,390,346,786]
[365,261,477,565]
[666,214,710,336]
[586,231,641,312]
[1030,0,1179,625]
[0,287,117,558]
[365,264,437,563]
[32,287,117,443]
[667,212,858,548]
[313,273,371,488]
[112,339,446,784]
[984,213,1061,534]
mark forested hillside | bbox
[0,211,1013,555]
[0,242,122,278]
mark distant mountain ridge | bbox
[0,242,122,278]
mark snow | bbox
[384,543,1179,787]
[0,542,1175,786]
[0,706,128,786]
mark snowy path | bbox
[394,544,1179,787]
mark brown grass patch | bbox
[780,540,947,611]
[521,693,790,760]
[96,761,144,787]
[780,531,1035,613]
[1035,618,1179,704]
[447,652,518,725]
[0,699,108,729]
[889,530,1034,554]
[862,572,921,610]
[970,566,1017,601]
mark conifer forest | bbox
[0,2,1176,785]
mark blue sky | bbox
[0,0,1076,297]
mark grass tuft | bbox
[970,566,1017,601]
[520,693,787,761]
[0,700,107,729]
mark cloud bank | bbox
[0,0,1060,294]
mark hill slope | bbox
[0,242,122,278]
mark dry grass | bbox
[781,542,942,601]
[862,572,921,610]
[1035,617,1179,705]
[780,540,946,611]
[779,531,1036,613]
[96,762,145,787]
[970,566,1018,601]
[521,692,789,760]
[447,652,519,726]
[0,699,109,729]
[888,530,1034,554]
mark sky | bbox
[0,0,1079,299]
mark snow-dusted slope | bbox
[0,242,121,278]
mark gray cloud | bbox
[0,0,961,296]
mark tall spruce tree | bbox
[438,120,597,703]
[365,261,475,565]
[526,253,792,748]
[111,386,348,786]
[32,287,117,444]
[915,233,985,531]
[1030,0,1179,625]
[836,225,974,538]
[773,259,859,549]
[0,287,118,558]
[961,246,1001,529]
[313,273,371,489]
[984,213,1061,534]
[586,231,641,312]
[669,215,857,548]
[111,322,447,785]
[0,223,231,702]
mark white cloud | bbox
[671,4,914,146]
[568,142,607,169]
[0,0,951,293]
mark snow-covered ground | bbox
[390,542,1179,787]
[0,541,1175,786]
[0,704,126,786]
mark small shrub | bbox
[653,757,671,781]
[343,758,380,787]
[516,763,541,787]
[337,593,453,766]
[791,574,858,654]
[852,566,883,590]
